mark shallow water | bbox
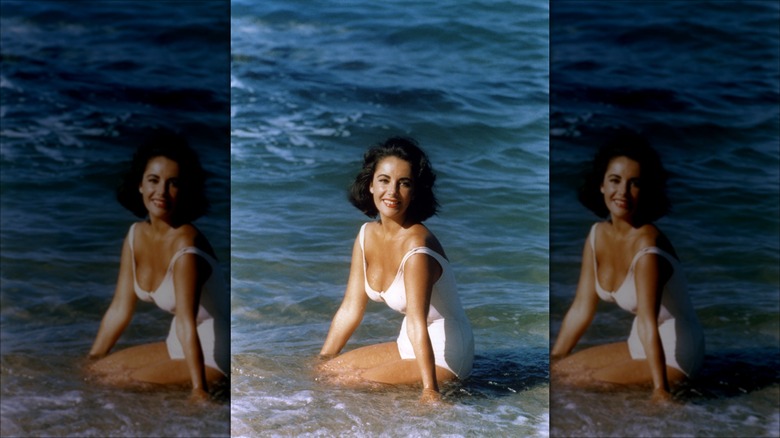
[1,2,230,436]
[230,0,550,435]
[550,1,780,436]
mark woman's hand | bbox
[189,387,210,404]
[650,387,673,404]
[549,352,567,378]
[315,354,336,375]
[419,388,442,404]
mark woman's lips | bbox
[152,198,168,208]
[613,198,629,209]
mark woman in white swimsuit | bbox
[88,130,229,402]
[319,137,474,403]
[551,130,704,402]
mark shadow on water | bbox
[676,347,780,401]
[447,347,549,400]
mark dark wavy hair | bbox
[116,129,209,224]
[578,129,670,224]
[349,137,439,222]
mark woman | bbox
[88,130,229,402]
[319,137,474,403]
[551,131,704,402]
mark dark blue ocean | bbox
[229,0,550,436]
[0,1,230,436]
[550,1,780,437]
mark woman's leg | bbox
[319,342,457,386]
[320,342,399,369]
[89,342,170,378]
[553,342,686,388]
[592,359,687,387]
[89,342,224,387]
[130,359,226,386]
[361,359,456,385]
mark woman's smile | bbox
[370,156,413,219]
[600,156,641,221]
[139,156,180,220]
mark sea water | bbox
[1,2,231,436]
[230,0,550,436]
[550,1,780,436]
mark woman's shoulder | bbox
[172,224,217,257]
[136,222,214,256]
[171,224,200,247]
[404,223,445,256]
[589,220,611,243]
[590,220,607,234]
[632,223,677,256]
[362,221,377,233]
[363,221,441,248]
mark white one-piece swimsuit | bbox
[359,223,474,378]
[128,223,230,375]
[590,223,705,376]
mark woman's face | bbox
[139,156,180,221]
[600,155,641,222]
[369,156,414,221]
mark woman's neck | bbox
[377,214,411,237]
[147,216,177,235]
[608,215,638,236]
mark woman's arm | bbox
[403,252,442,401]
[173,251,210,400]
[89,235,137,358]
[551,238,599,360]
[634,251,672,399]
[320,237,369,357]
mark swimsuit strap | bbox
[359,223,367,252]
[129,223,216,270]
[129,223,217,292]
[629,246,678,270]
[588,222,598,251]
[399,246,448,271]
[359,223,368,283]
[359,223,448,270]
[359,223,448,292]
[590,223,678,272]
[129,222,137,252]
[129,223,138,282]
[588,223,598,279]
[167,246,216,271]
